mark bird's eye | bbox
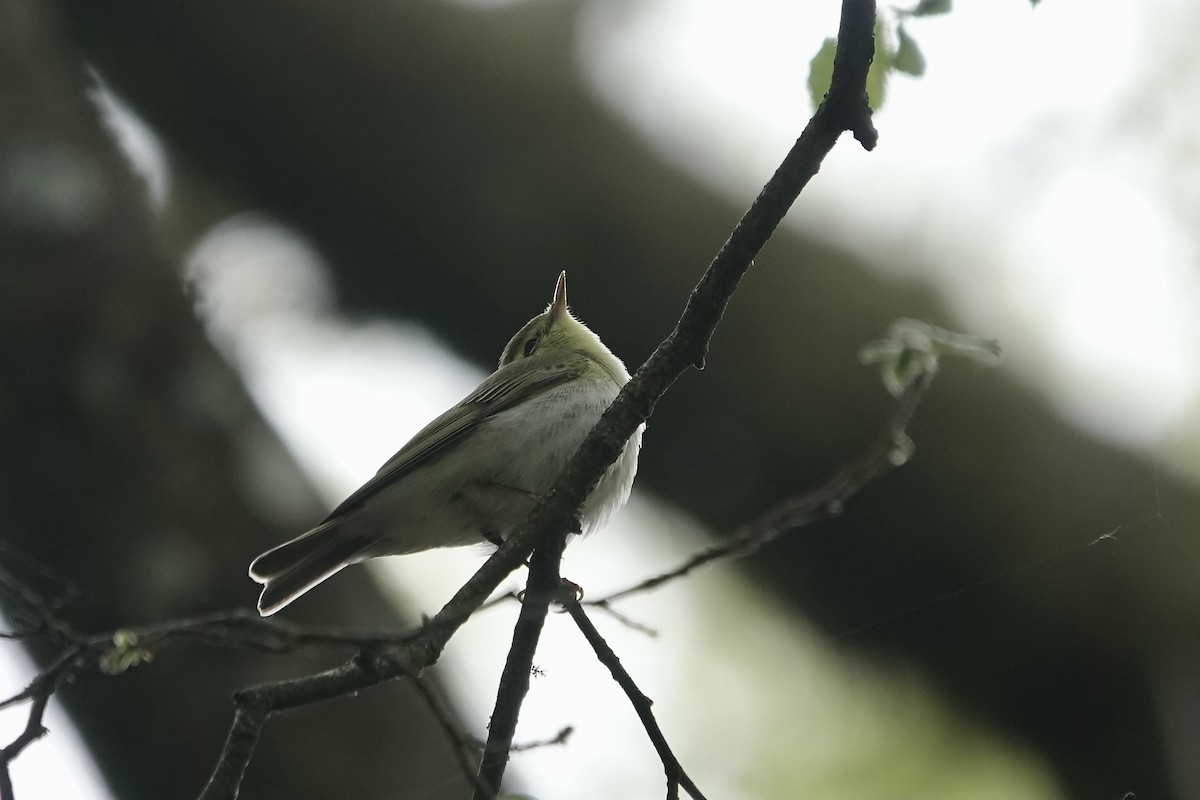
[523,335,540,358]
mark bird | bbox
[249,272,642,616]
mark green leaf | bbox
[860,319,1000,397]
[912,0,952,15]
[806,37,837,110]
[807,19,900,112]
[893,25,926,77]
[99,630,154,675]
[866,18,891,110]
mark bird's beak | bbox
[551,271,568,320]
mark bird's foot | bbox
[518,577,583,609]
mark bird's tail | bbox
[249,523,376,616]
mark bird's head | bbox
[499,272,624,380]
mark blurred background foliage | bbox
[1,0,1198,798]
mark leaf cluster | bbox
[808,0,1041,110]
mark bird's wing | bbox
[321,357,586,520]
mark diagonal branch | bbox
[404,673,493,797]
[0,548,85,647]
[595,367,932,605]
[566,602,706,800]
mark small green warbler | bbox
[250,272,642,616]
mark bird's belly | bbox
[355,380,640,555]
[472,382,642,536]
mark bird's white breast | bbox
[473,377,641,533]
[350,376,641,555]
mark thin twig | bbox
[199,653,397,800]
[566,602,707,800]
[404,671,494,797]
[595,368,933,605]
[589,600,659,637]
[0,653,87,800]
[508,726,573,752]
[0,557,84,647]
[477,590,521,614]
[128,608,426,654]
[0,690,48,800]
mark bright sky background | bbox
[0,646,109,800]
[7,0,1198,797]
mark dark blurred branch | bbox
[122,609,422,654]
[0,547,84,647]
[404,670,496,797]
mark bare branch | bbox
[199,654,395,800]
[126,609,425,655]
[0,550,85,647]
[0,652,87,800]
[409,665,572,794]
[195,537,551,799]
[473,533,569,799]
[566,602,707,800]
[403,670,494,798]
[595,368,933,604]
[589,600,660,637]
[0,689,49,800]
[200,702,268,800]
[509,726,573,752]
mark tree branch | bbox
[0,688,50,800]
[0,546,84,647]
[473,532,569,799]
[566,603,706,800]
[595,367,932,605]
[0,652,87,800]
[404,671,495,798]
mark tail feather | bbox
[250,524,375,616]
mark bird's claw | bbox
[517,577,584,609]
